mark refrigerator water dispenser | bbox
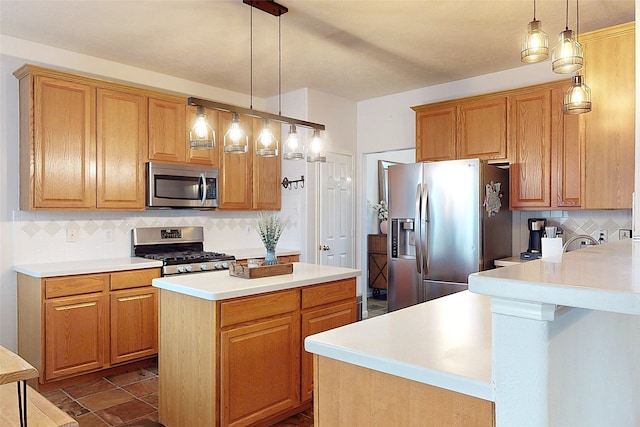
[391,218,415,259]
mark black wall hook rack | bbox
[282,175,304,190]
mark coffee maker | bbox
[520,218,546,260]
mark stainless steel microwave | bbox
[146,162,219,209]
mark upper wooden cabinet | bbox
[147,96,186,163]
[458,97,507,160]
[413,96,508,163]
[415,106,456,161]
[14,65,146,210]
[218,113,282,210]
[580,22,635,209]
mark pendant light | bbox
[563,75,591,114]
[521,0,549,63]
[224,113,249,153]
[307,129,326,163]
[255,119,278,156]
[189,106,216,150]
[563,0,591,114]
[283,124,304,160]
[551,0,583,74]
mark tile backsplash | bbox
[513,210,633,254]
[11,193,303,265]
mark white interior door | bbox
[319,152,353,267]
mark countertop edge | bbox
[13,257,163,278]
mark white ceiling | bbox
[0,0,635,101]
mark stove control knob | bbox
[185,265,193,272]
[200,264,208,271]
[177,266,185,273]
[214,262,222,269]
[222,262,229,269]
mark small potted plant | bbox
[368,200,388,234]
[257,212,289,265]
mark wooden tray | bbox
[229,262,293,279]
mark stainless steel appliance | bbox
[146,162,218,209]
[520,218,546,260]
[132,226,234,276]
[387,158,511,311]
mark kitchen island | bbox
[153,262,360,427]
[305,239,640,426]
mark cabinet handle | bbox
[118,294,153,302]
[55,301,96,311]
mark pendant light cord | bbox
[250,6,253,110]
[576,0,580,42]
[533,0,536,20]
[279,15,282,115]
[564,0,569,30]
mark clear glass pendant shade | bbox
[551,29,583,74]
[521,19,549,63]
[224,113,248,154]
[255,119,279,157]
[189,106,216,150]
[283,124,304,160]
[563,74,591,114]
[306,129,326,163]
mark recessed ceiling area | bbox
[0,0,634,101]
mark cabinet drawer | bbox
[301,279,357,310]
[110,268,161,290]
[45,274,109,299]
[219,290,299,328]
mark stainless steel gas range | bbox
[132,226,235,276]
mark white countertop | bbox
[152,262,361,301]
[13,257,163,278]
[494,256,530,267]
[305,291,493,401]
[470,239,640,315]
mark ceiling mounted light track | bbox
[242,0,288,17]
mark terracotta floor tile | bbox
[56,397,91,417]
[118,417,162,427]
[78,388,135,411]
[64,378,117,399]
[75,412,110,427]
[138,392,158,409]
[123,377,158,397]
[41,389,73,405]
[94,399,156,425]
[106,369,155,387]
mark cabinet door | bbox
[148,96,187,163]
[458,97,507,161]
[218,112,253,210]
[45,293,108,380]
[415,106,456,162]
[110,287,158,365]
[96,88,147,209]
[253,118,282,210]
[31,76,95,209]
[509,89,551,209]
[551,86,581,208]
[220,314,300,426]
[185,105,219,166]
[582,24,635,209]
[300,301,357,401]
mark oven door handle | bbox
[199,173,207,205]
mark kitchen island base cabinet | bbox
[314,356,495,427]
[158,277,357,427]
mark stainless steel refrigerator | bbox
[387,158,511,311]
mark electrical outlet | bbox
[598,229,608,243]
[103,229,114,242]
[66,228,79,242]
[619,229,632,239]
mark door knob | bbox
[319,245,330,251]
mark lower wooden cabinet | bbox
[17,268,160,385]
[44,293,108,380]
[158,277,357,427]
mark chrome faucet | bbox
[562,234,600,252]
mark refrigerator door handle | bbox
[415,183,422,274]
[421,183,429,276]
